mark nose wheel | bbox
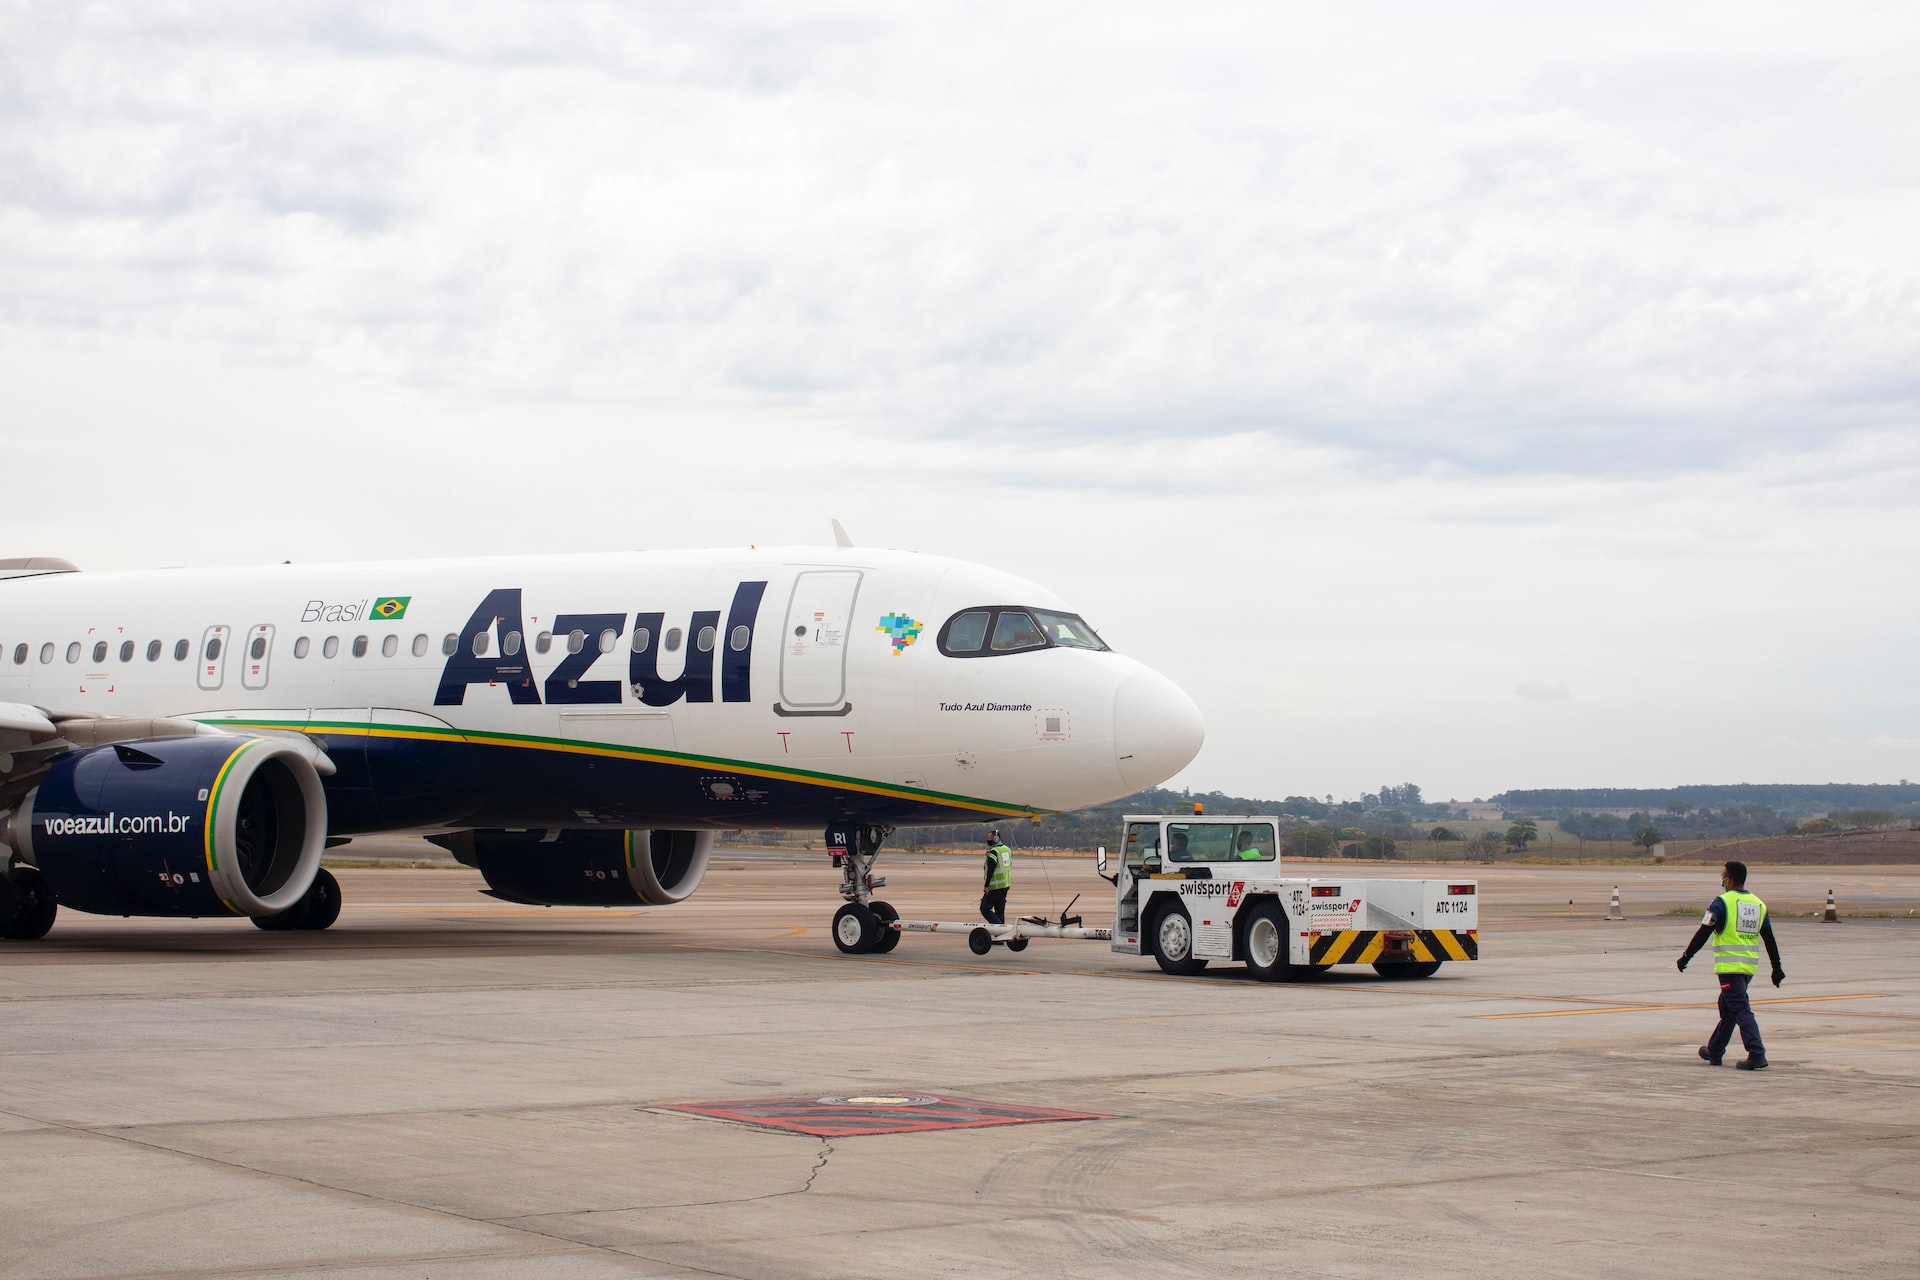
[832,900,902,954]
[826,822,900,954]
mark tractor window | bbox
[1166,823,1238,863]
[1229,823,1276,862]
[1124,822,1161,869]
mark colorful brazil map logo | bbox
[875,613,923,654]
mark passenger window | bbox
[173,639,189,661]
[471,632,490,657]
[943,611,990,653]
[598,628,618,654]
[352,635,369,658]
[441,634,458,657]
[250,636,267,660]
[381,634,399,658]
[12,643,26,665]
[695,626,715,653]
[146,639,161,661]
[631,627,652,653]
[119,640,134,662]
[729,625,749,651]
[323,636,340,659]
[412,634,428,657]
[294,636,311,659]
[1125,821,1160,869]
[204,637,222,662]
[665,628,683,652]
[535,631,552,654]
[92,641,107,663]
[67,642,82,664]
[990,611,1045,652]
[501,631,521,657]
[567,629,585,655]
[40,642,54,664]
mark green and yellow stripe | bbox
[199,717,1043,819]
[203,738,261,915]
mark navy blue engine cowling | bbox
[6,736,327,918]
[435,828,714,906]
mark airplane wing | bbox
[0,707,334,812]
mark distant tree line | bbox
[1499,783,1920,819]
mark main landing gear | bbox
[0,868,58,941]
[829,823,900,955]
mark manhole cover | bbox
[656,1094,1107,1137]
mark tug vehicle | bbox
[1099,814,1479,979]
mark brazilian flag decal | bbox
[372,596,411,620]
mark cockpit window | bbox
[1031,609,1108,651]
[945,611,990,653]
[937,605,1115,658]
[990,611,1046,652]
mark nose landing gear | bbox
[828,823,899,954]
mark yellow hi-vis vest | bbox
[1236,843,1263,860]
[1712,889,1766,975]
[985,843,1012,890]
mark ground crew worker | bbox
[980,829,1012,925]
[1233,830,1263,860]
[1676,860,1784,1070]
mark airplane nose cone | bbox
[1113,668,1205,791]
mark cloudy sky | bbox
[3,1,1916,802]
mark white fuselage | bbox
[0,547,1204,833]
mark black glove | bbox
[1676,956,1689,972]
[1772,968,1784,988]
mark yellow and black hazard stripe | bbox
[1308,929,1478,966]
[1309,930,1383,965]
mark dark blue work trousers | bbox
[1707,972,1765,1059]
[980,887,1008,925]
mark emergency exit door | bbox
[777,570,862,714]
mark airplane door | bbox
[241,624,275,691]
[196,624,231,692]
[777,570,862,714]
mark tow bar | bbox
[892,895,1112,955]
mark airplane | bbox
[0,538,1204,952]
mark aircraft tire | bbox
[1241,900,1293,981]
[1,870,57,941]
[1372,960,1443,979]
[832,902,879,954]
[1150,901,1208,976]
[251,897,311,931]
[868,900,900,952]
[298,869,342,931]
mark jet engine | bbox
[5,736,327,918]
[435,828,714,907]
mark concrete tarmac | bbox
[2,851,1916,1278]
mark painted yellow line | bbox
[1477,993,1885,1020]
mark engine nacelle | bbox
[437,828,714,907]
[5,736,327,918]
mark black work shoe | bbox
[1735,1055,1769,1071]
[1698,1046,1722,1065]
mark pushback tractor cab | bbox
[1102,814,1479,979]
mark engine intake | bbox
[436,828,713,907]
[6,736,327,918]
